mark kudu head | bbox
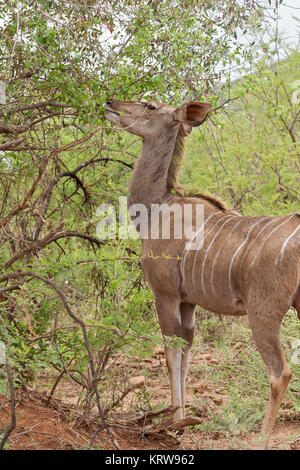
[104,100,211,138]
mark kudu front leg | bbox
[180,302,196,417]
[155,295,184,421]
[165,347,183,421]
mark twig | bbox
[46,358,74,406]
[210,96,239,113]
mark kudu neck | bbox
[128,125,180,209]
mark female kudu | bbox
[104,99,300,449]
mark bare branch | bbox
[2,229,105,271]
[0,138,25,150]
[1,101,70,117]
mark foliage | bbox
[183,51,300,215]
[0,0,299,447]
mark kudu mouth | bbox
[104,102,120,116]
[105,101,150,117]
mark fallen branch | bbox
[143,416,203,436]
[130,405,179,425]
[164,416,203,431]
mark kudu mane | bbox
[168,125,229,213]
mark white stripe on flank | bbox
[181,210,222,279]
[247,286,252,304]
[197,215,238,294]
[191,213,236,288]
[238,216,280,276]
[186,210,223,252]
[250,213,297,268]
[275,223,300,265]
[210,217,250,293]
[228,217,269,291]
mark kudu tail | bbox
[293,283,300,320]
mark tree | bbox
[0,0,283,448]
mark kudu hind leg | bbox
[248,311,292,449]
[155,296,183,421]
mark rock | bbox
[210,431,223,440]
[201,352,212,360]
[212,395,223,405]
[209,359,219,365]
[233,342,244,350]
[128,376,145,389]
[290,438,300,450]
[192,380,208,393]
[153,347,165,357]
[189,405,208,417]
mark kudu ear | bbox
[174,101,211,127]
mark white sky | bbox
[278,1,300,45]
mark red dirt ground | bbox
[1,389,299,450]
[1,338,299,450]
[0,390,179,450]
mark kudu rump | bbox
[104,99,300,449]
